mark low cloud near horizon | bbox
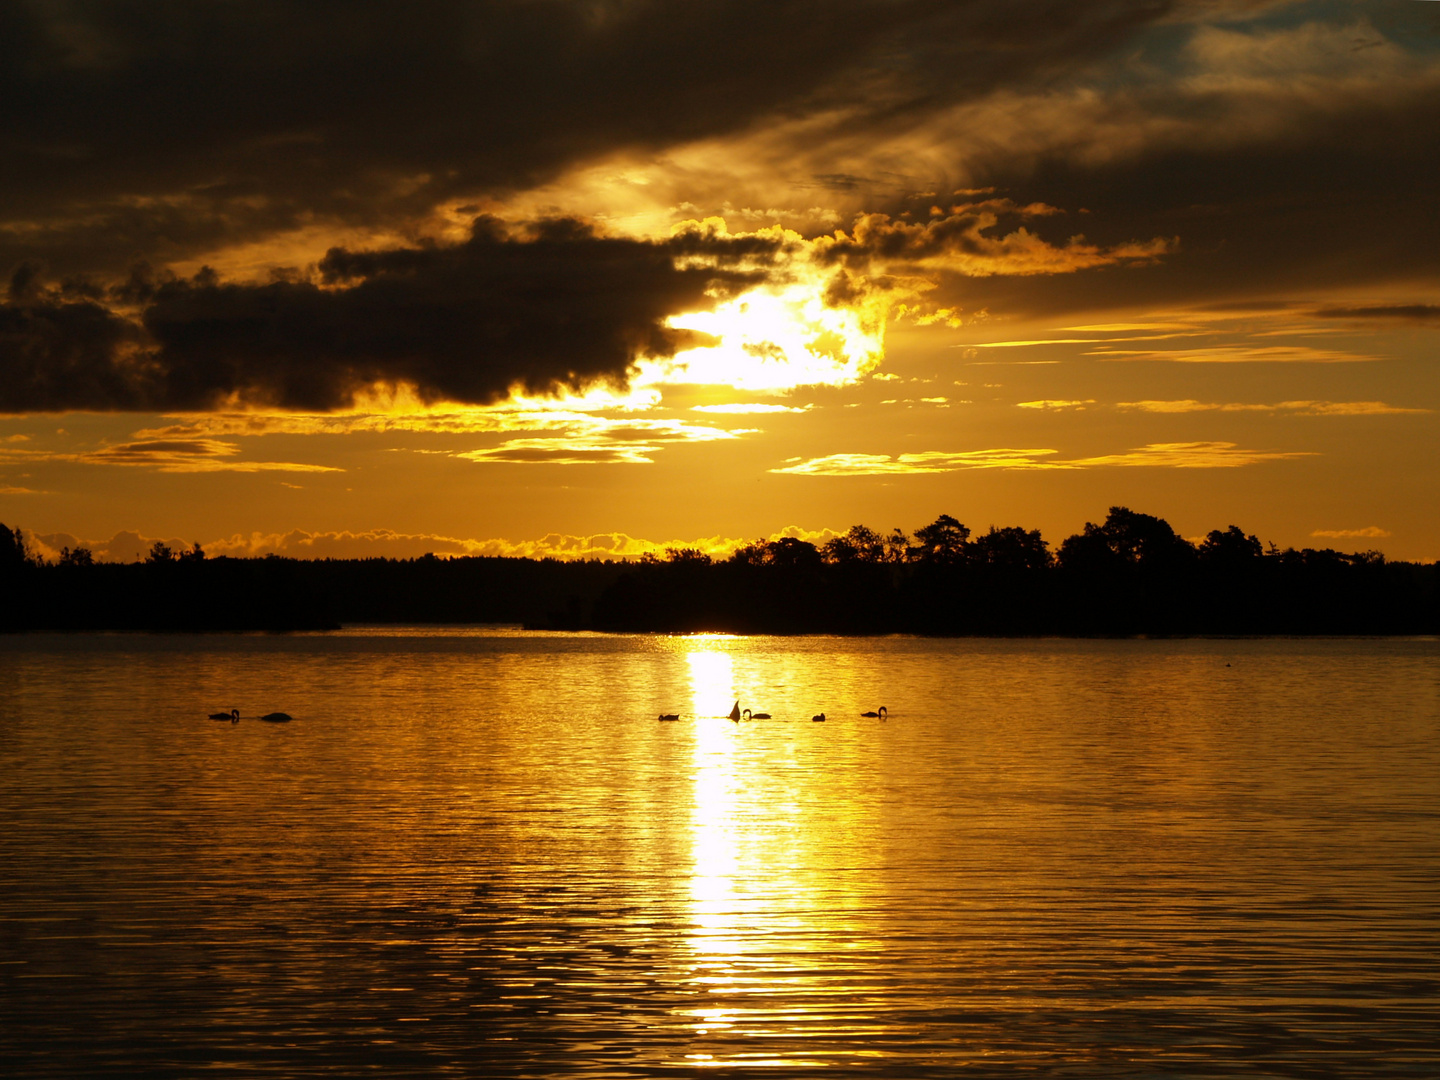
[23,524,848,566]
[21,516,1411,567]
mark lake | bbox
[2,631,1437,1077]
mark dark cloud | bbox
[0,283,151,413]
[0,217,774,412]
[909,102,1440,316]
[885,12,1440,314]
[91,439,230,459]
[1312,304,1440,323]
[1,0,1435,343]
[0,0,1195,277]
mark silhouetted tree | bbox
[960,526,1055,633]
[665,547,712,566]
[1059,506,1195,572]
[910,514,970,565]
[58,545,95,567]
[1,522,34,569]
[1056,507,1198,634]
[729,541,768,567]
[822,525,886,564]
[972,526,1052,571]
[0,523,38,631]
[1199,525,1263,566]
[765,537,822,570]
[882,528,910,563]
[146,540,175,563]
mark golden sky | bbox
[2,0,1437,561]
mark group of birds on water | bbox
[659,702,887,723]
[206,708,292,723]
[213,702,881,724]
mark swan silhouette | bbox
[259,712,292,723]
[860,706,888,718]
[812,712,826,722]
[208,708,239,722]
[658,713,680,722]
[743,709,771,720]
[729,700,742,722]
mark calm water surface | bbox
[2,631,1437,1077]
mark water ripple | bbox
[2,633,1437,1076]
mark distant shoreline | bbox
[5,511,1436,636]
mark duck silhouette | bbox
[812,712,826,722]
[658,713,680,722]
[259,712,292,723]
[208,708,239,722]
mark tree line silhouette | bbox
[3,509,1436,635]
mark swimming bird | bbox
[658,713,680,722]
[259,712,292,723]
[208,708,239,722]
[729,700,741,722]
[743,709,771,720]
[860,706,888,719]
[812,712,826,722]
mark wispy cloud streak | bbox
[774,441,1311,475]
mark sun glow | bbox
[648,280,886,393]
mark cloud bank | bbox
[3,0,1433,418]
[25,524,846,564]
[1,218,776,412]
[1,205,1176,414]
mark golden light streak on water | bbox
[674,636,892,1069]
[683,644,745,1055]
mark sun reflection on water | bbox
[684,643,746,1053]
[679,639,829,1066]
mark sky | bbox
[2,0,1437,563]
